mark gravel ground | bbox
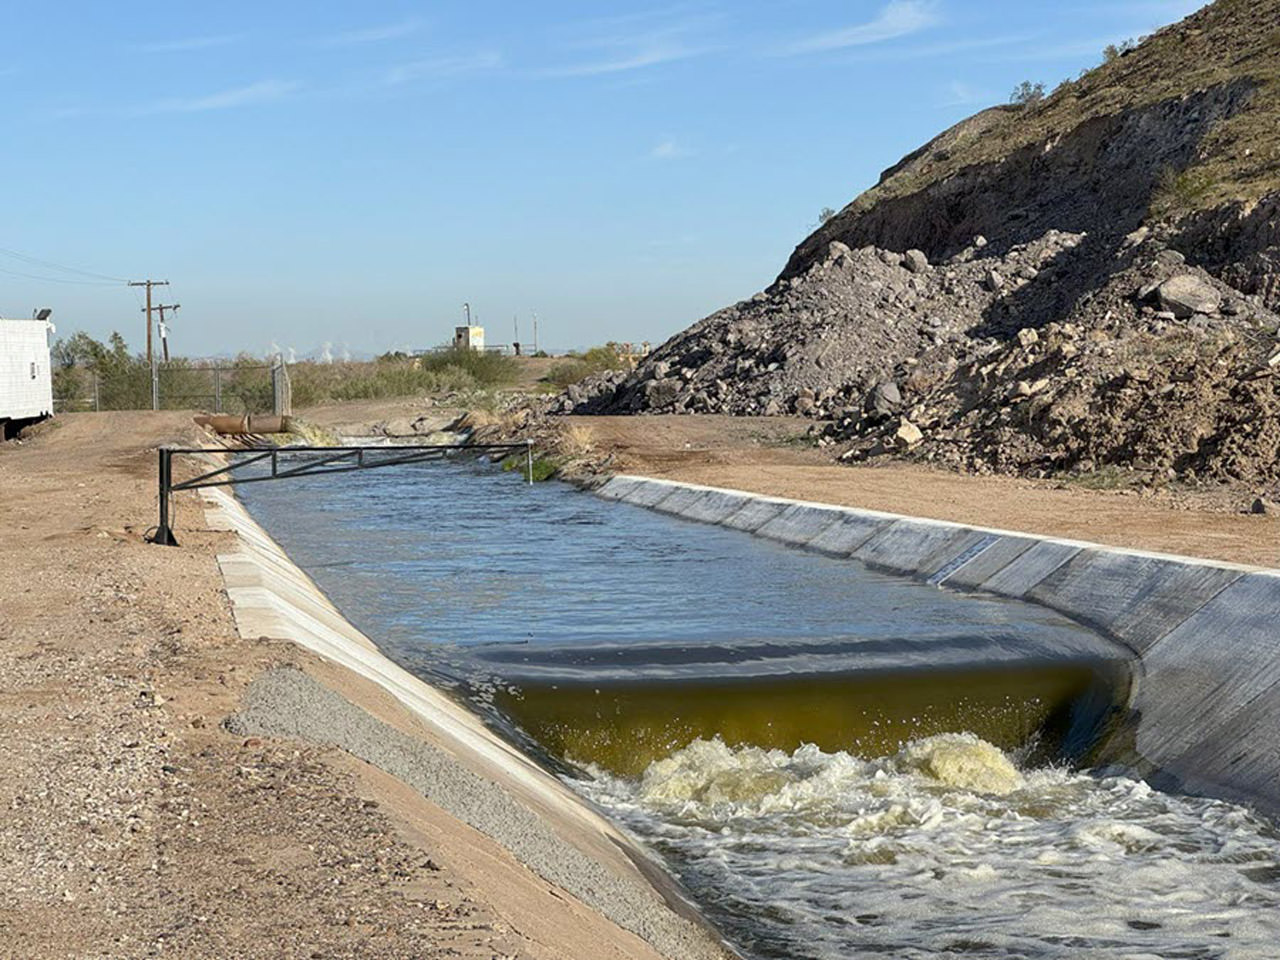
[0,411,674,960]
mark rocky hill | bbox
[566,0,1280,486]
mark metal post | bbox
[155,449,178,546]
[214,367,222,413]
[93,373,100,412]
[526,439,534,485]
[151,358,159,411]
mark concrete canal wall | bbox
[596,475,1280,815]
[200,485,733,960]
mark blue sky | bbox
[1,0,1204,358]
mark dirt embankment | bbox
[0,412,673,960]
[562,415,1280,568]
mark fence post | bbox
[93,373,100,412]
[272,358,292,416]
[526,439,534,485]
[154,449,178,546]
[151,359,159,411]
[214,367,222,413]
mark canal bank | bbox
[595,474,1280,816]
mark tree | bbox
[1009,81,1045,107]
[819,206,837,224]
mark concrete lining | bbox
[598,474,1280,815]
[203,485,732,960]
[680,489,757,525]
[805,513,887,557]
[1027,550,1244,654]
[755,503,851,547]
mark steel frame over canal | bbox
[152,441,534,546]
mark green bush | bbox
[417,345,517,385]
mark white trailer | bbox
[1,317,55,438]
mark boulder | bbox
[902,249,930,273]
[1157,275,1222,318]
[985,269,1005,292]
[867,381,902,416]
[894,418,924,450]
[380,417,416,437]
[644,378,681,407]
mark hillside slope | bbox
[570,0,1280,486]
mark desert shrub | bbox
[546,342,628,388]
[1103,38,1138,62]
[417,345,517,385]
[1009,81,1045,107]
[1151,165,1218,217]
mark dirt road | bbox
[0,412,667,960]
[571,415,1280,568]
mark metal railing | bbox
[151,441,534,546]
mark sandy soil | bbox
[570,415,1280,568]
[0,412,667,960]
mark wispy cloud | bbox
[128,80,299,116]
[849,32,1034,62]
[544,11,718,77]
[134,34,242,54]
[938,80,994,108]
[785,0,940,55]
[649,138,693,160]
[313,19,423,48]
[384,51,503,85]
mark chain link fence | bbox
[54,360,289,415]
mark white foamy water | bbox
[574,736,1280,959]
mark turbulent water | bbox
[239,457,1280,959]
[579,736,1280,959]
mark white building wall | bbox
[0,318,54,421]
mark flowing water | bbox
[240,458,1280,959]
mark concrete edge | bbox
[201,484,735,960]
[595,474,1280,815]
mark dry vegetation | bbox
[848,0,1280,217]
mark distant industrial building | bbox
[454,325,485,351]
[0,313,55,439]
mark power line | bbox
[0,245,128,283]
[0,264,123,286]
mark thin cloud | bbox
[650,138,693,160]
[313,19,423,47]
[785,0,940,55]
[543,11,718,77]
[384,51,503,85]
[938,80,994,108]
[134,34,242,54]
[129,80,299,116]
[850,32,1034,62]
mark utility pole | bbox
[513,314,520,356]
[129,279,170,365]
[152,303,180,362]
[532,312,539,354]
